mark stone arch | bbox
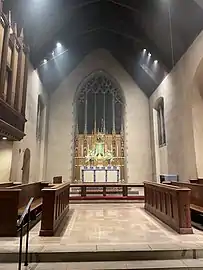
[22,148,31,184]
[192,57,203,178]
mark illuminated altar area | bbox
[73,70,125,183]
[74,132,125,182]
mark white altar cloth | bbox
[81,166,120,183]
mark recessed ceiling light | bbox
[143,49,147,52]
[2,137,7,140]
[148,53,151,57]
[43,59,47,64]
[56,42,62,48]
[154,60,158,64]
[52,51,55,56]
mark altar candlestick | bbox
[112,93,116,133]
[117,145,119,157]
[84,92,88,134]
[81,145,83,157]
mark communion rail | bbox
[70,183,144,200]
[40,183,70,236]
[144,182,192,234]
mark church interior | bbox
[2,0,203,269]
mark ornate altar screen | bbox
[73,70,125,182]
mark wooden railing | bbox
[144,182,192,234]
[0,182,14,187]
[8,182,49,208]
[40,183,70,236]
[70,183,144,199]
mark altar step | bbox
[2,246,203,263]
[2,260,203,270]
[69,195,144,202]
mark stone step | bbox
[1,248,203,263]
[2,260,203,270]
[70,199,144,204]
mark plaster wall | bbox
[47,49,152,183]
[0,141,13,182]
[10,63,48,183]
[150,30,203,181]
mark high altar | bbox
[74,132,125,182]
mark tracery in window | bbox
[76,70,124,135]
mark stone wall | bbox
[150,30,203,181]
[10,63,48,183]
[47,49,152,183]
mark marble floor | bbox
[1,203,203,252]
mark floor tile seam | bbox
[64,210,77,237]
[181,258,203,268]
[139,208,180,239]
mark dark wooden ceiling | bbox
[4,0,203,96]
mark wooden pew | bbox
[40,183,70,236]
[0,182,50,236]
[144,182,192,234]
[171,182,203,214]
[189,179,203,185]
[190,179,199,184]
[0,182,21,188]
[0,189,21,236]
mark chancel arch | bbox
[73,70,126,183]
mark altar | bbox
[74,131,125,182]
[81,166,120,183]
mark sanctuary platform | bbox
[2,203,203,267]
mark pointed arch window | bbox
[76,70,124,135]
[156,98,166,147]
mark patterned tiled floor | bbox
[1,203,203,252]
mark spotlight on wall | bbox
[2,137,7,140]
[56,42,62,48]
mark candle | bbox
[117,145,119,157]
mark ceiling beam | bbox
[108,0,140,13]
[70,0,101,10]
[101,27,141,43]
